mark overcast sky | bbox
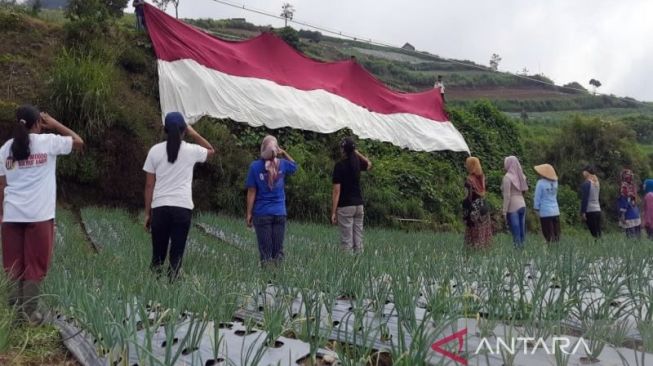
[145,0,653,101]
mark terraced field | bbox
[3,207,647,365]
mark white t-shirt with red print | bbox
[0,134,73,223]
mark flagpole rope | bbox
[202,0,640,102]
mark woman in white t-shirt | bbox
[0,105,84,324]
[143,112,215,281]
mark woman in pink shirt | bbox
[502,156,528,248]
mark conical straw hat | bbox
[534,164,558,181]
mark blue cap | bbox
[164,112,186,131]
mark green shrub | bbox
[274,27,300,50]
[298,29,322,43]
[0,7,28,31]
[57,151,101,184]
[621,115,653,144]
[190,118,253,214]
[562,81,588,94]
[557,184,580,226]
[118,45,149,73]
[538,116,651,221]
[63,18,110,51]
[65,0,127,21]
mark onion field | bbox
[25,207,653,365]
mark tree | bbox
[520,67,529,75]
[280,2,294,27]
[66,0,128,20]
[489,53,502,71]
[28,0,42,14]
[298,29,322,43]
[41,0,68,9]
[153,0,180,19]
[589,78,602,95]
[275,26,300,50]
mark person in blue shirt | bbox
[533,164,560,242]
[245,135,298,265]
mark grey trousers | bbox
[337,205,364,252]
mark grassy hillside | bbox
[188,18,649,116]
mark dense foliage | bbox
[65,0,127,20]
[540,116,652,226]
[166,100,527,231]
[274,26,301,50]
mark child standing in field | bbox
[641,178,653,239]
[331,138,372,253]
[0,105,84,324]
[618,169,641,239]
[580,165,602,239]
[534,164,561,243]
[462,157,492,249]
[246,136,297,265]
[143,112,215,281]
[502,156,528,248]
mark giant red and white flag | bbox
[144,5,469,152]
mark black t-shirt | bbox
[332,158,369,207]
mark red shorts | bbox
[2,220,55,282]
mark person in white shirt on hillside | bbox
[434,74,446,103]
[143,112,215,282]
[0,105,84,325]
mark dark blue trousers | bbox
[253,215,286,263]
[151,206,192,281]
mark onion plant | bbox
[35,208,653,365]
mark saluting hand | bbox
[39,112,61,130]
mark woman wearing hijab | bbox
[1,105,84,324]
[643,178,653,239]
[331,138,372,253]
[618,169,641,239]
[462,157,492,248]
[143,112,215,281]
[580,165,602,239]
[502,156,528,248]
[534,164,560,243]
[246,135,298,265]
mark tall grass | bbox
[0,274,13,353]
[47,50,115,138]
